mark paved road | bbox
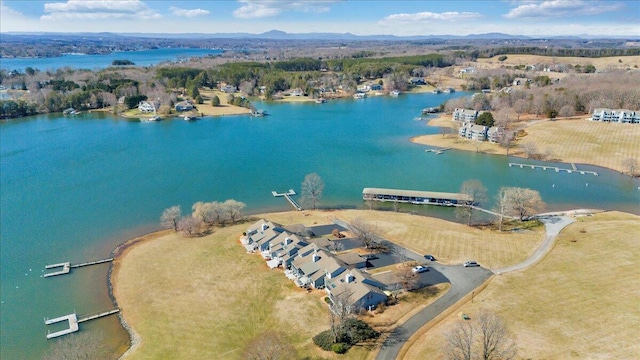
[376,264,493,360]
[493,215,575,274]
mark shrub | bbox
[343,318,380,343]
[312,330,334,351]
[332,343,350,354]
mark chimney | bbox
[345,273,353,283]
[312,252,319,262]
[285,237,292,245]
[261,223,268,231]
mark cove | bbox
[1,92,638,359]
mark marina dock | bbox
[508,162,598,176]
[272,189,303,211]
[363,188,472,206]
[45,308,119,339]
[44,258,113,277]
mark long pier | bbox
[45,308,119,339]
[272,189,303,211]
[44,258,113,277]
[508,162,598,176]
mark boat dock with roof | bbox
[362,188,472,206]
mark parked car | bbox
[362,254,379,260]
[412,265,429,273]
[463,261,479,267]
[424,254,436,261]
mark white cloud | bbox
[233,0,333,19]
[170,6,210,18]
[504,0,625,19]
[1,1,25,18]
[379,11,482,25]
[41,0,161,21]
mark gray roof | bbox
[363,188,472,202]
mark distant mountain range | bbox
[4,30,631,41]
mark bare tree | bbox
[223,199,246,224]
[521,142,538,159]
[494,187,510,232]
[559,104,575,118]
[178,215,200,236]
[443,310,517,360]
[622,157,638,176]
[348,218,382,249]
[394,264,420,291]
[301,172,324,210]
[161,205,181,231]
[500,187,545,221]
[243,331,298,360]
[455,180,488,226]
[512,98,529,121]
[498,130,515,156]
[328,287,356,342]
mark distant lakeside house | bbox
[591,108,640,124]
[138,100,160,113]
[454,108,503,142]
[174,100,194,112]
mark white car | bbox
[412,265,429,273]
[463,261,479,267]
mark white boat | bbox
[390,90,400,96]
[183,115,196,121]
[432,88,442,94]
[251,109,267,117]
[353,93,366,99]
[148,115,161,121]
[315,98,327,104]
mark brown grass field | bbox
[412,116,640,174]
[113,210,545,359]
[476,54,640,72]
[403,211,640,359]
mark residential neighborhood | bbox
[240,218,424,311]
[591,108,640,123]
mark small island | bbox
[111,59,135,66]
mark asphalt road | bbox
[376,263,493,360]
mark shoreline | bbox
[108,229,173,359]
[410,114,640,178]
[108,207,611,358]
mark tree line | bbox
[160,199,246,236]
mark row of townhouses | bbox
[452,108,504,142]
[241,219,389,311]
[591,108,640,124]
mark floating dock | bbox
[272,189,303,211]
[44,258,113,277]
[425,147,451,155]
[508,162,597,176]
[363,188,472,206]
[45,309,119,339]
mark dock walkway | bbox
[425,147,451,155]
[272,189,303,211]
[44,258,113,277]
[45,308,119,339]
[508,162,597,176]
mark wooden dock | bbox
[45,308,119,339]
[272,189,303,211]
[508,162,598,176]
[363,188,472,206]
[425,147,451,155]
[44,258,113,277]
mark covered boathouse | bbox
[362,188,473,206]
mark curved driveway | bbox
[376,215,575,360]
[376,264,492,360]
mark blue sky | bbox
[1,0,638,37]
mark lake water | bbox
[0,48,222,72]
[1,92,638,359]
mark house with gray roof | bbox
[452,108,478,122]
[291,250,347,289]
[325,269,388,310]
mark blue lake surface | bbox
[1,92,639,359]
[0,48,222,71]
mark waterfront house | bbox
[291,250,347,289]
[409,77,426,85]
[459,122,488,141]
[512,77,530,86]
[336,252,367,269]
[325,269,388,310]
[487,126,504,143]
[452,108,478,122]
[263,232,309,268]
[289,88,304,97]
[138,101,160,113]
[174,100,194,112]
[221,84,237,93]
[592,108,640,123]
